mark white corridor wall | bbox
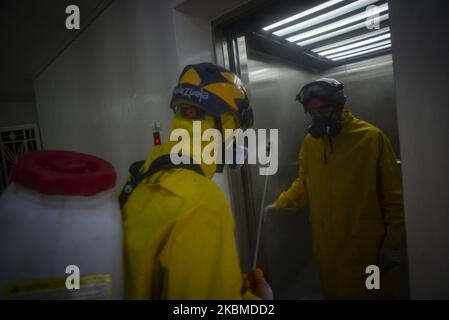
[34,0,246,199]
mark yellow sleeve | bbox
[275,142,309,210]
[378,132,405,249]
[157,200,245,299]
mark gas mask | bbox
[307,106,342,139]
[296,78,346,139]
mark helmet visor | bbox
[297,82,336,105]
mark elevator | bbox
[212,0,409,299]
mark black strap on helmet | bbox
[119,154,205,209]
[240,107,254,130]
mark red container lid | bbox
[10,150,117,196]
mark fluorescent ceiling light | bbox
[296,13,389,46]
[331,43,392,61]
[274,0,379,37]
[262,0,344,32]
[286,2,389,43]
[312,26,390,53]
[327,40,391,59]
[319,33,390,56]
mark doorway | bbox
[213,0,409,299]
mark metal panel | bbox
[245,51,322,299]
[318,54,401,155]
[389,0,449,299]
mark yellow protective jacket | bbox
[122,116,257,300]
[275,109,404,299]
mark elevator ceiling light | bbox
[326,39,391,59]
[318,33,390,56]
[273,0,379,37]
[286,3,388,43]
[296,14,389,46]
[262,0,344,32]
[331,43,392,61]
[312,27,390,53]
[260,0,391,64]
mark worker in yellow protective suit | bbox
[120,63,271,299]
[265,78,405,299]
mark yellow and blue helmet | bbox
[170,63,253,129]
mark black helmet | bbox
[296,78,346,113]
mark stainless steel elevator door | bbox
[246,52,323,299]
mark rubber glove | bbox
[263,203,279,220]
[244,268,273,300]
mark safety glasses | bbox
[174,102,254,130]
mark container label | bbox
[3,274,112,299]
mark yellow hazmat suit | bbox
[122,114,257,299]
[275,109,404,299]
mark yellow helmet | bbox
[170,63,253,129]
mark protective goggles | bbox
[173,104,214,120]
[296,81,344,107]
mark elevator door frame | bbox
[213,29,264,273]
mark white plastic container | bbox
[0,150,123,299]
